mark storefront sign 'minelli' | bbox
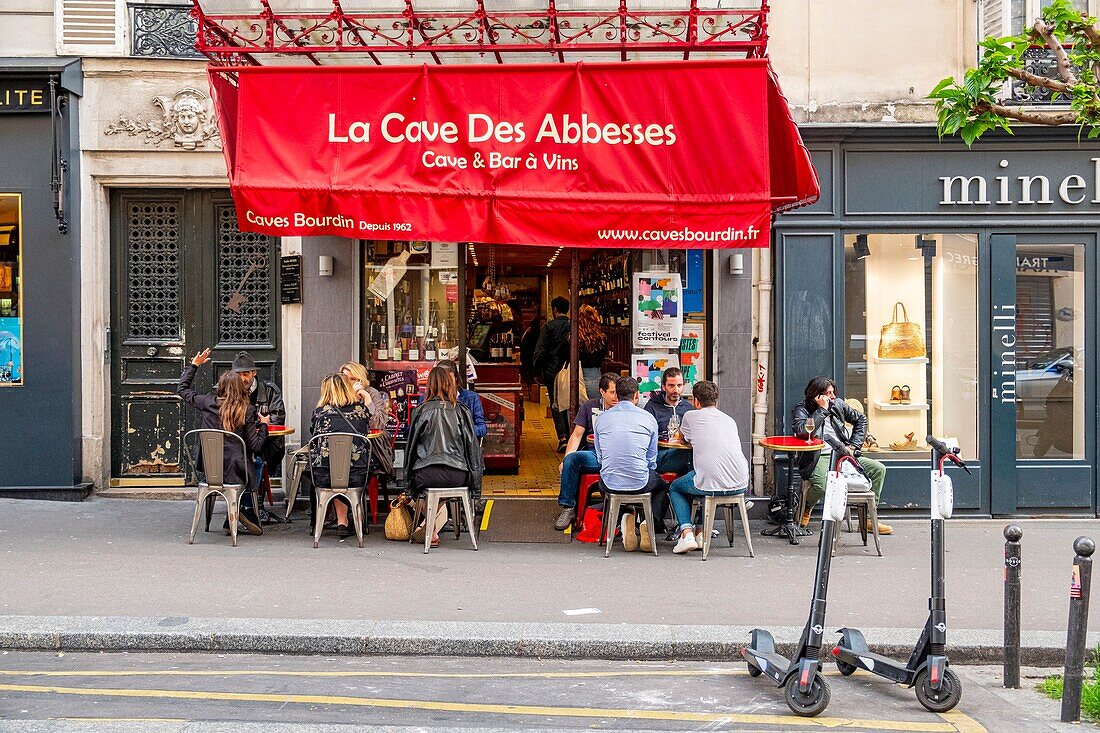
[940,158,1100,206]
[993,304,1017,404]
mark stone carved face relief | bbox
[106,87,220,150]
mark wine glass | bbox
[803,417,816,444]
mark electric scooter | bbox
[742,435,871,717]
[831,434,971,713]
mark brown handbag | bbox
[384,495,414,541]
[877,302,925,359]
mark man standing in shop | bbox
[533,296,572,450]
[593,376,668,552]
[232,351,286,523]
[553,372,619,531]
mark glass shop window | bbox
[360,240,461,369]
[843,233,979,458]
[0,194,22,386]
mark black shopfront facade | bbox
[0,59,87,500]
[774,126,1100,516]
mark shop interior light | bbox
[853,234,870,260]
[0,226,14,248]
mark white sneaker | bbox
[674,529,699,554]
[693,529,705,551]
[621,513,638,552]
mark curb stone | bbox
[0,616,1092,665]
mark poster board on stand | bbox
[633,271,683,349]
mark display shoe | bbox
[621,513,639,552]
[889,385,902,404]
[899,384,912,404]
[863,433,881,452]
[673,528,699,554]
[639,520,653,553]
[867,520,894,536]
[888,432,918,451]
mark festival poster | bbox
[680,323,705,393]
[0,317,22,385]
[633,352,680,406]
[633,271,683,348]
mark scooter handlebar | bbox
[925,435,957,456]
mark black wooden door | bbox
[110,190,279,480]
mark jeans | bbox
[656,448,694,477]
[803,453,886,511]
[601,470,670,532]
[582,367,601,400]
[558,449,599,508]
[669,471,746,529]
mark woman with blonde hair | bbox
[405,365,484,547]
[310,372,373,537]
[177,347,270,535]
[339,360,394,476]
[578,304,608,399]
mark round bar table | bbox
[758,436,823,545]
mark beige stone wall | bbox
[0,0,55,56]
[769,0,978,124]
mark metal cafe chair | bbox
[689,492,755,560]
[183,429,251,548]
[283,442,310,520]
[410,486,479,554]
[307,432,373,548]
[602,486,660,558]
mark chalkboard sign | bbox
[280,255,302,304]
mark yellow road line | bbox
[0,668,750,680]
[937,709,989,733]
[0,682,961,732]
[479,499,494,532]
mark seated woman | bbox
[792,376,891,535]
[405,365,484,547]
[178,347,270,536]
[340,360,395,478]
[310,373,373,538]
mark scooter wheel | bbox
[747,661,762,678]
[785,672,831,717]
[836,660,858,677]
[914,667,962,713]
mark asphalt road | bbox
[0,651,1079,732]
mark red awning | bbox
[209,59,817,249]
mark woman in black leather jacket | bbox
[405,365,484,545]
[792,376,890,534]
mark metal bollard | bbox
[1003,524,1022,689]
[1061,536,1095,723]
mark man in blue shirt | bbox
[643,366,695,476]
[438,359,487,439]
[594,376,669,552]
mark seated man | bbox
[438,359,487,439]
[668,380,750,553]
[643,366,695,476]
[553,372,619,530]
[793,376,891,535]
[593,376,669,552]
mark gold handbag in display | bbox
[877,302,925,359]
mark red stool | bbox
[367,475,380,525]
[571,473,602,541]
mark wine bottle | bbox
[376,323,389,361]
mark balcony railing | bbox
[131,3,201,58]
[1006,47,1069,105]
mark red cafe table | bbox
[758,435,824,546]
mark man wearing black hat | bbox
[232,351,286,522]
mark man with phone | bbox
[791,376,891,535]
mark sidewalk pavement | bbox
[1,497,1097,662]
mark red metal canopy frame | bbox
[191,0,769,66]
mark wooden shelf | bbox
[870,356,928,364]
[873,401,930,411]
